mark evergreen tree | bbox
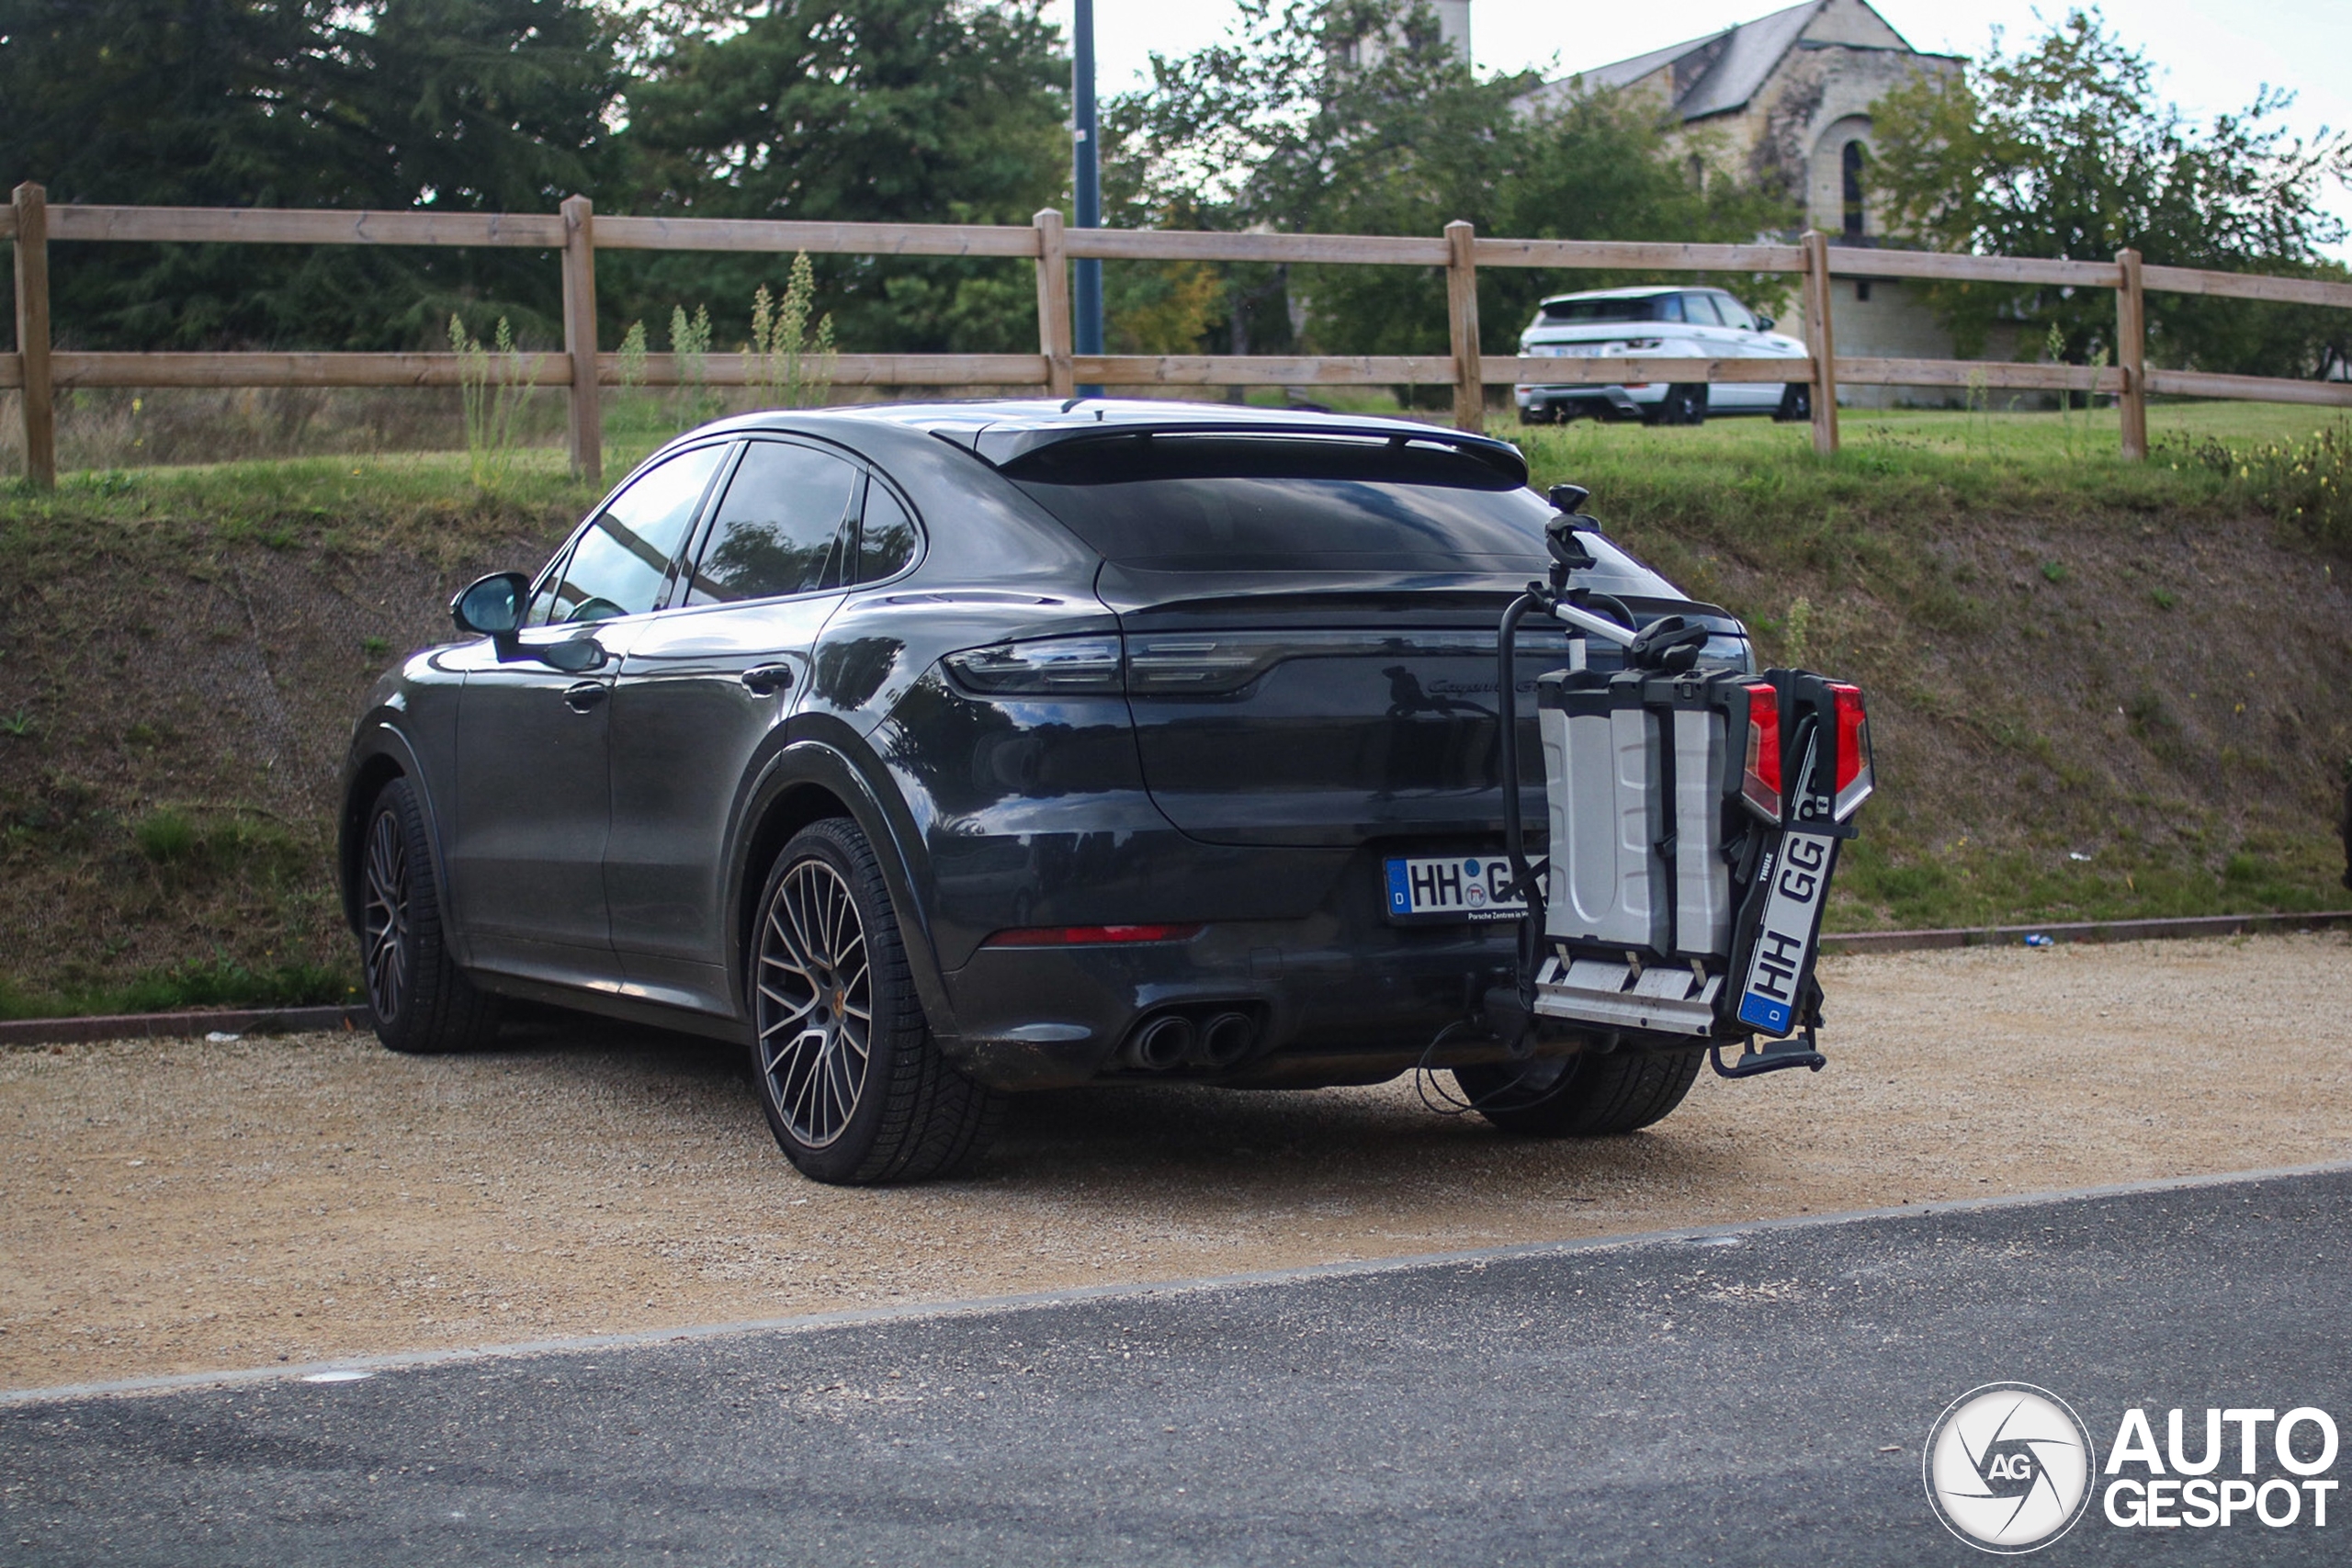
[0,0,622,348]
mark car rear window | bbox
[1002,432,1670,589]
[1537,294,1681,324]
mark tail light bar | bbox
[1828,682,1872,820]
[942,636,1124,694]
[1739,682,1782,822]
[981,923,1204,948]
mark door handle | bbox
[741,663,795,696]
[562,681,608,712]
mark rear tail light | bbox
[1739,682,1781,823]
[1828,682,1873,820]
[942,636,1123,695]
[981,924,1204,948]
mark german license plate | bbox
[1384,854,1526,924]
[1736,831,1838,1035]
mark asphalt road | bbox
[6,1168,2348,1566]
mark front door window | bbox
[533,445,729,625]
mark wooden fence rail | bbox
[6,182,2352,489]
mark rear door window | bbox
[684,440,861,604]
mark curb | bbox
[0,1004,371,1049]
[1818,908,2352,955]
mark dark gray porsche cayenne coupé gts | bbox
[340,401,1752,1182]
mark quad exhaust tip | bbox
[1125,1013,1196,1072]
[1195,1011,1256,1069]
[1120,1007,1261,1073]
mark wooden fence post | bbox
[1444,220,1484,434]
[560,194,602,485]
[1033,209,1074,399]
[2115,246,2147,460]
[1801,231,1839,456]
[11,182,54,490]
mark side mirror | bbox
[452,572,529,640]
[1756,315,1775,332]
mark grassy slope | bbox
[0,408,2346,1016]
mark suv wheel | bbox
[360,777,500,1054]
[750,818,1002,1184]
[1774,383,1812,423]
[1452,1045,1705,1136]
[1646,383,1708,426]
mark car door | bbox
[1675,291,1749,408]
[447,442,729,985]
[603,436,866,1012]
[1704,291,1797,409]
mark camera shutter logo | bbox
[1924,1382,2098,1552]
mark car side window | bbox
[857,479,919,582]
[1711,293,1758,331]
[1679,292,1723,326]
[1648,293,1685,323]
[684,440,861,605]
[531,445,728,625]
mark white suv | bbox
[1514,286,1812,426]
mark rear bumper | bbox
[937,851,1533,1090]
[1515,381,1661,415]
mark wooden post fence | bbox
[559,194,601,484]
[2115,247,2148,460]
[1033,209,1073,400]
[1444,220,1483,433]
[5,195,2350,482]
[1801,230,1839,456]
[11,181,54,490]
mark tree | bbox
[1109,1,1791,367]
[1868,8,2352,378]
[609,0,1068,355]
[0,0,623,349]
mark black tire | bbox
[748,818,1003,1185]
[1773,383,1812,423]
[359,777,500,1055]
[1451,1045,1705,1137]
[1645,383,1708,426]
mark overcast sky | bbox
[1044,0,2352,254]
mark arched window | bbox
[1841,141,1868,241]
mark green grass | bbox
[0,959,356,1021]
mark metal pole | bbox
[1072,0,1103,398]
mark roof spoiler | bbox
[940,419,1530,485]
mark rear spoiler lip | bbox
[933,417,1531,484]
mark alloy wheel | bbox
[361,808,409,1021]
[755,857,873,1148]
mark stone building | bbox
[1524,0,1975,405]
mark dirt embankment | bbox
[0,489,572,1009]
[1589,477,2352,931]
[3,933,2346,1393]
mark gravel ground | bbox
[4,932,2346,1393]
